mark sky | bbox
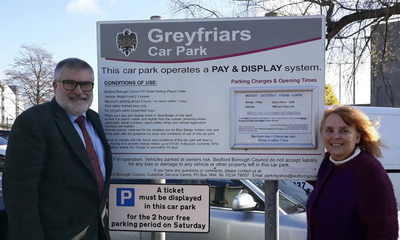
[0,0,171,111]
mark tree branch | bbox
[326,4,400,41]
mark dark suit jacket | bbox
[3,99,113,240]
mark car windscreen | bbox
[251,179,309,214]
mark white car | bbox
[0,136,7,172]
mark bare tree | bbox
[168,0,400,105]
[169,0,400,46]
[4,44,56,109]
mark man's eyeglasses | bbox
[56,80,94,92]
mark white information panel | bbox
[97,16,326,180]
[109,184,210,232]
[231,86,317,149]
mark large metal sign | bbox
[97,16,325,180]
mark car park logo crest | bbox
[116,29,138,57]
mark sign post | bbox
[151,179,166,240]
[265,181,279,240]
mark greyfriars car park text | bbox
[97,16,326,180]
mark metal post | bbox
[265,180,279,240]
[151,179,166,240]
[264,11,280,238]
[150,14,165,240]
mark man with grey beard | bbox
[3,58,113,240]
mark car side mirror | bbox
[232,193,258,211]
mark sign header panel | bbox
[97,16,326,180]
[99,18,322,62]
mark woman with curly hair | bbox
[306,105,398,240]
